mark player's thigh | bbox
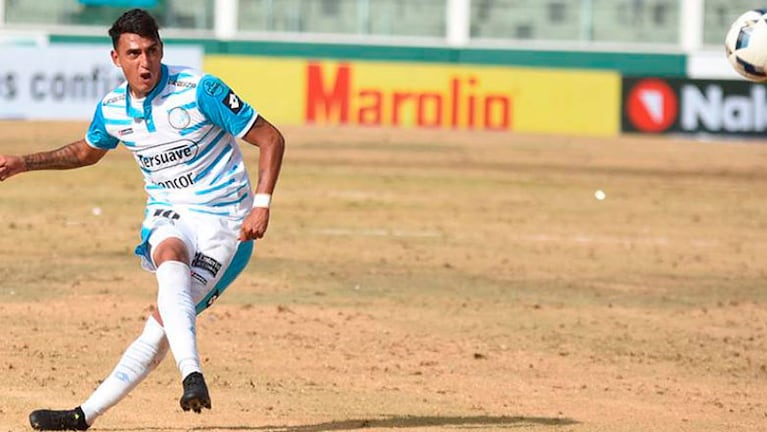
[193,240,253,314]
[188,214,253,314]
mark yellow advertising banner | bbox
[205,56,620,136]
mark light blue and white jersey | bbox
[85,64,258,220]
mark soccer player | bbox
[0,8,285,431]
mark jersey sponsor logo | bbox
[104,94,126,105]
[624,78,678,133]
[168,106,191,129]
[136,141,199,171]
[203,79,223,97]
[155,172,195,189]
[168,79,197,89]
[223,90,242,114]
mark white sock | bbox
[156,260,201,379]
[80,316,168,425]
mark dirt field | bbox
[1,121,767,432]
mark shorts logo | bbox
[625,78,678,133]
[205,290,220,308]
[192,272,208,286]
[168,107,191,129]
[223,90,243,114]
[153,208,180,221]
[192,252,222,277]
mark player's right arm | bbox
[0,99,120,182]
[0,140,108,182]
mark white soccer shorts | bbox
[133,207,254,314]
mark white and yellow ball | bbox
[725,8,767,82]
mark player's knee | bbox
[152,237,190,265]
[147,222,195,267]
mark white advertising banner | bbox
[0,44,203,120]
[686,50,742,80]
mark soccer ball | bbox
[725,9,767,82]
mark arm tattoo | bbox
[22,143,87,171]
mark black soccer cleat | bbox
[179,371,211,413]
[29,406,89,431]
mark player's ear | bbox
[110,49,121,67]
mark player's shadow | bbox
[103,414,577,431]
[196,415,578,431]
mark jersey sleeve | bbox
[85,103,119,150]
[197,74,258,138]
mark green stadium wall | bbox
[49,34,687,76]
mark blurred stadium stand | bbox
[0,0,765,50]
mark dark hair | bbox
[108,8,161,49]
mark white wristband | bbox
[252,193,271,209]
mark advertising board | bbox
[0,44,202,120]
[206,56,621,136]
[623,77,767,136]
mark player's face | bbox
[111,33,163,98]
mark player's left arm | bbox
[238,115,285,241]
[196,74,285,241]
